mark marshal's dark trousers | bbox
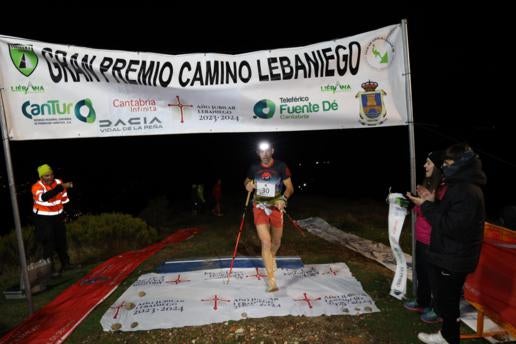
[33,213,70,267]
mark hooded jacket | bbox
[421,151,486,273]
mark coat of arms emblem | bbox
[355,80,387,126]
[9,43,38,77]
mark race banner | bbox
[0,24,408,140]
[100,263,379,331]
[387,193,409,300]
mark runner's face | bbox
[258,148,273,164]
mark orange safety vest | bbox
[32,179,69,216]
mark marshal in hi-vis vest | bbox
[32,179,69,216]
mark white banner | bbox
[0,24,407,140]
[295,217,413,281]
[387,193,409,300]
[100,263,379,331]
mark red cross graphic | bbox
[110,301,126,319]
[201,294,231,310]
[168,96,193,123]
[323,267,338,276]
[246,267,267,280]
[166,274,191,285]
[294,292,321,309]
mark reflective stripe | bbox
[35,199,63,206]
[33,208,63,216]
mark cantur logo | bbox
[253,99,275,119]
[75,98,96,123]
[9,44,38,77]
[22,98,96,123]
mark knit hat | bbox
[37,164,53,177]
[427,151,444,168]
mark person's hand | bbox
[416,185,435,202]
[245,181,255,192]
[406,185,435,206]
[63,182,73,189]
[274,199,286,211]
[405,192,424,206]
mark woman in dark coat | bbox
[407,143,486,344]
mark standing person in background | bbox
[407,143,486,344]
[404,151,447,324]
[191,183,206,215]
[31,164,74,275]
[244,141,294,292]
[212,178,223,216]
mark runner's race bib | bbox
[256,181,276,197]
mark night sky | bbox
[1,8,512,232]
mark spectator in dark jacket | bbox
[407,143,486,344]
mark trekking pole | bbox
[283,210,306,237]
[226,189,253,284]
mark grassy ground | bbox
[0,194,487,343]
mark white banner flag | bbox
[387,193,409,299]
[0,24,407,140]
[100,263,379,331]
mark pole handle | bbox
[244,189,252,207]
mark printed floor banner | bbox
[100,263,379,331]
[295,217,413,280]
[0,228,199,344]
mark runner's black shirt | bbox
[247,160,291,204]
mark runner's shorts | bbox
[253,205,284,228]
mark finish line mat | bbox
[101,262,379,331]
[156,256,303,273]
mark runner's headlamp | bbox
[258,141,271,151]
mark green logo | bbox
[75,99,96,123]
[253,99,276,119]
[365,38,395,70]
[372,45,389,64]
[9,44,39,77]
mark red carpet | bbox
[0,228,199,344]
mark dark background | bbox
[1,8,512,233]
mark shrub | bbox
[0,226,36,273]
[67,213,158,263]
[0,213,158,272]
